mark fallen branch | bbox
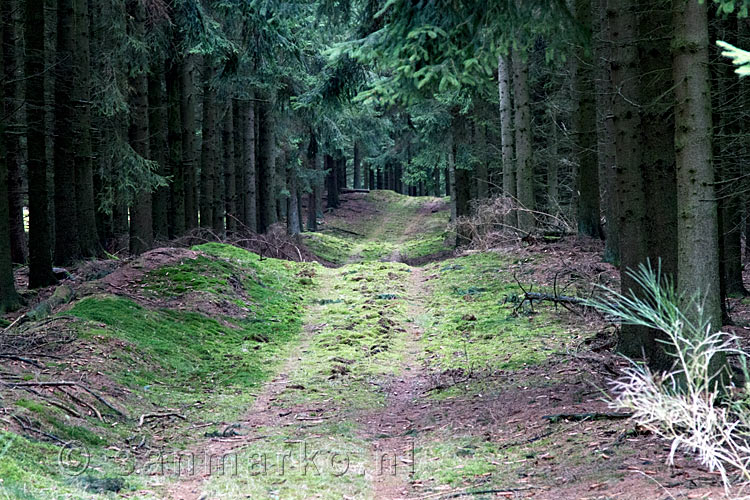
[0,354,42,368]
[138,412,186,427]
[4,381,124,416]
[437,487,538,499]
[542,412,633,424]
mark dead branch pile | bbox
[455,196,575,250]
[171,223,320,263]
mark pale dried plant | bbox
[591,264,750,497]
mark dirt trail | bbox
[359,266,428,499]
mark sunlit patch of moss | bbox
[302,233,355,265]
[419,252,579,374]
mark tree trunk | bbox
[149,63,169,241]
[594,0,620,265]
[166,57,185,237]
[307,133,319,231]
[127,0,153,255]
[547,115,559,213]
[73,0,97,256]
[476,124,489,199]
[639,0,677,287]
[0,9,20,311]
[224,102,237,234]
[54,0,80,265]
[257,96,276,232]
[573,0,602,239]
[353,142,362,189]
[287,165,301,236]
[498,54,517,228]
[200,63,216,229]
[325,154,339,209]
[673,0,722,331]
[3,0,27,264]
[512,50,534,232]
[243,100,257,232]
[26,0,56,287]
[609,0,650,359]
[181,55,198,230]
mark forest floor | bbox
[0,191,729,499]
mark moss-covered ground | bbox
[1,192,706,499]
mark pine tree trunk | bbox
[2,0,26,264]
[257,96,276,232]
[512,50,534,232]
[639,0,677,285]
[26,0,56,287]
[325,154,339,209]
[609,0,650,359]
[0,9,20,311]
[243,100,257,232]
[306,133,318,231]
[547,115,559,213]
[476,124,489,199]
[181,56,198,230]
[127,0,153,255]
[200,63,216,228]
[672,0,722,330]
[73,0,97,256]
[594,0,619,265]
[573,0,602,239]
[498,54,517,228]
[54,0,80,265]
[224,102,237,234]
[353,142,362,189]
[287,165,301,236]
[149,63,169,240]
[166,58,185,237]
[213,106,225,236]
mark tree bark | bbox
[26,0,56,287]
[200,62,216,229]
[127,0,153,255]
[498,54,517,228]
[54,0,80,264]
[573,0,602,239]
[242,99,257,232]
[512,50,534,233]
[73,0,97,256]
[594,0,620,265]
[166,57,185,237]
[673,0,722,331]
[353,142,362,189]
[307,133,319,231]
[257,96,276,232]
[609,0,650,359]
[3,0,27,264]
[224,102,237,234]
[0,7,20,311]
[181,55,198,230]
[149,62,169,241]
[325,154,339,210]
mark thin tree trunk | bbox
[512,50,534,232]
[54,0,80,264]
[595,0,619,265]
[498,54,517,228]
[26,0,56,287]
[224,102,237,234]
[476,124,489,199]
[73,0,97,256]
[2,0,26,263]
[307,133,318,231]
[0,8,20,311]
[149,63,169,241]
[127,0,153,255]
[166,57,184,237]
[181,55,198,230]
[243,100,257,232]
[353,142,362,189]
[287,166,301,236]
[325,154,339,209]
[573,0,602,239]
[673,0,722,331]
[200,63,216,228]
[547,115,559,213]
[257,96,276,232]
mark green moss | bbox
[302,233,355,265]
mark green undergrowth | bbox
[304,191,452,265]
[419,252,578,376]
[2,243,313,499]
[276,262,412,411]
